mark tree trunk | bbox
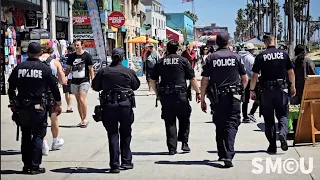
[306,0,310,43]
[300,6,304,44]
[288,0,294,57]
[296,22,298,45]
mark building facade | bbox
[196,23,228,36]
[141,0,166,42]
[165,13,194,43]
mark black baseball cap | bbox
[216,32,230,47]
[112,48,125,58]
[27,42,41,54]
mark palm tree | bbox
[184,11,198,23]
[278,21,283,41]
[235,8,246,41]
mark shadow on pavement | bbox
[207,150,266,154]
[154,160,226,169]
[204,121,213,123]
[0,170,25,175]
[51,167,109,174]
[132,152,189,156]
[132,152,169,156]
[1,150,21,155]
[47,125,79,128]
[253,123,265,132]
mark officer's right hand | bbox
[201,101,207,113]
[290,86,296,97]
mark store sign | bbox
[108,11,125,28]
[73,16,91,25]
[25,10,37,28]
[83,40,96,48]
[40,31,50,39]
[73,34,94,39]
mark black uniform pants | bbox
[160,92,191,151]
[260,88,289,150]
[102,100,134,169]
[212,94,241,160]
[19,107,48,169]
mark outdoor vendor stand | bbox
[294,75,320,147]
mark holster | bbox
[92,92,104,122]
[206,86,219,106]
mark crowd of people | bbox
[6,31,318,174]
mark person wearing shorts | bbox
[62,45,75,113]
[65,40,94,128]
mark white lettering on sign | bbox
[163,58,179,65]
[212,59,236,67]
[109,16,125,24]
[18,69,43,78]
[73,16,90,24]
[263,52,284,61]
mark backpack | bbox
[146,51,157,68]
[42,56,54,67]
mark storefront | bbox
[1,0,45,94]
[54,0,69,40]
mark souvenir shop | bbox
[0,2,68,94]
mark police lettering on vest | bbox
[163,58,179,65]
[213,58,236,67]
[263,52,284,61]
[18,69,43,78]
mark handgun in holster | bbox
[93,92,104,122]
[155,83,159,107]
[8,99,21,141]
[207,83,219,115]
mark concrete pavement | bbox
[1,75,319,180]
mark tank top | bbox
[40,57,57,77]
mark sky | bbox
[158,0,320,35]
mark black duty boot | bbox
[30,168,46,175]
[120,164,134,170]
[181,143,190,152]
[22,167,31,174]
[279,133,288,151]
[168,150,177,155]
[109,168,120,173]
[224,159,234,168]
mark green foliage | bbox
[184,11,198,23]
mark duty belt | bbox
[159,85,186,95]
[262,79,287,88]
[217,85,243,96]
[102,90,134,103]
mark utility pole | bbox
[288,0,294,58]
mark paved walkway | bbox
[1,75,319,180]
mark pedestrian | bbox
[92,48,140,173]
[238,43,257,123]
[291,44,316,105]
[8,42,62,174]
[62,45,75,113]
[249,33,296,154]
[199,45,211,69]
[149,40,201,155]
[39,43,67,155]
[144,44,160,96]
[65,39,95,128]
[181,43,196,69]
[200,32,248,168]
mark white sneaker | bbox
[42,142,49,156]
[52,138,64,150]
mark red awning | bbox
[166,27,183,42]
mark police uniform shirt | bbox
[92,64,140,92]
[201,48,246,88]
[150,54,195,88]
[8,58,61,101]
[252,46,294,81]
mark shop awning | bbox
[1,0,41,11]
[166,27,183,43]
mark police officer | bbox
[92,48,140,173]
[149,40,201,155]
[8,42,62,174]
[200,32,248,168]
[250,34,296,154]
